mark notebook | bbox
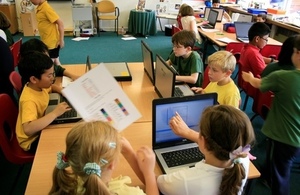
[104,62,132,81]
[235,22,253,43]
[204,7,224,22]
[152,93,218,174]
[45,93,82,124]
[200,9,219,29]
[154,54,194,98]
[141,40,155,85]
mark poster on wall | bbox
[156,0,182,15]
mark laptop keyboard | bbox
[174,87,184,97]
[57,109,77,119]
[162,147,204,168]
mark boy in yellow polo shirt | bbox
[30,0,64,66]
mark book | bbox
[62,63,141,131]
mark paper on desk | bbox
[72,37,90,41]
[217,37,237,43]
[62,64,141,131]
[200,27,220,32]
[62,76,73,88]
[122,37,137,40]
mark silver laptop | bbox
[141,40,155,85]
[204,7,224,22]
[104,62,132,81]
[200,9,219,29]
[235,22,253,43]
[237,13,253,22]
[45,93,82,124]
[154,55,194,98]
[152,93,218,174]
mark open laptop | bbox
[45,93,82,124]
[236,13,253,22]
[154,55,194,98]
[152,93,218,174]
[204,7,224,22]
[200,9,219,29]
[235,22,253,43]
[141,40,155,85]
[104,62,132,81]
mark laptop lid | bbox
[152,93,218,173]
[141,40,155,85]
[235,22,253,43]
[104,62,132,81]
[204,7,224,22]
[237,14,253,22]
[85,55,92,73]
[45,93,82,124]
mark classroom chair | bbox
[225,42,245,79]
[10,38,22,68]
[202,65,210,88]
[9,71,22,98]
[260,44,281,60]
[250,90,274,121]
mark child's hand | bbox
[241,71,254,83]
[191,87,204,94]
[52,102,71,117]
[169,112,190,137]
[120,137,134,156]
[136,146,156,174]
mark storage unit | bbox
[72,4,94,37]
[0,3,18,34]
[20,12,37,36]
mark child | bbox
[166,30,203,87]
[0,11,14,46]
[19,38,79,83]
[16,51,71,152]
[49,121,159,195]
[30,0,64,66]
[158,105,255,195]
[180,5,203,45]
[212,0,231,22]
[256,13,267,22]
[190,51,240,108]
[176,3,188,29]
[242,35,300,195]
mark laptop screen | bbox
[154,55,175,98]
[207,9,219,26]
[152,93,218,148]
[204,7,224,22]
[237,14,253,22]
[235,22,253,38]
[141,40,155,84]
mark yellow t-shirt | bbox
[16,85,51,151]
[36,1,60,49]
[204,80,241,108]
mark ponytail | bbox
[49,167,77,195]
[84,174,111,195]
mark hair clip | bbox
[100,158,108,165]
[229,145,251,160]
[83,162,101,177]
[109,142,116,148]
[56,151,70,170]
[233,158,242,164]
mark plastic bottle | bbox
[121,26,125,35]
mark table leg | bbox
[157,17,163,31]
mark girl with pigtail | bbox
[49,121,159,195]
[158,105,256,195]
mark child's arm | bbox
[175,72,198,84]
[63,70,80,81]
[22,102,71,136]
[55,18,65,48]
[191,87,204,94]
[136,146,159,195]
[242,71,262,88]
[51,84,62,94]
[121,137,145,184]
[169,112,199,143]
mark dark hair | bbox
[0,11,11,30]
[278,35,299,66]
[248,22,270,41]
[172,30,196,48]
[20,38,49,59]
[200,105,255,195]
[18,51,53,84]
[294,35,300,51]
[212,0,220,3]
[180,5,194,17]
[257,13,266,20]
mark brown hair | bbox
[199,105,255,195]
[180,5,194,17]
[172,30,196,48]
[49,121,121,195]
[0,11,11,30]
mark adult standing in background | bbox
[30,0,65,66]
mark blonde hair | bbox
[49,121,121,195]
[208,51,236,72]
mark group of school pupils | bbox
[1,0,300,194]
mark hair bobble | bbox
[233,158,242,164]
[100,158,108,165]
[229,145,251,160]
[83,162,101,177]
[109,142,116,148]
[56,151,69,169]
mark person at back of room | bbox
[190,51,241,108]
[19,38,79,88]
[211,0,231,22]
[176,3,188,29]
[241,35,300,195]
[49,120,159,195]
[166,30,203,87]
[30,0,64,66]
[0,11,14,46]
[256,13,267,23]
[157,105,255,195]
[16,51,70,153]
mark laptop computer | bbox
[104,62,132,81]
[236,13,253,22]
[200,9,219,29]
[204,7,224,22]
[235,22,253,43]
[154,54,194,98]
[141,40,155,85]
[45,93,82,124]
[152,93,218,174]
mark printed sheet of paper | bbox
[62,64,141,131]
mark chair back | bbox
[9,71,22,97]
[176,15,183,30]
[202,66,210,88]
[98,0,116,13]
[0,93,34,164]
[260,44,281,59]
[10,38,22,68]
[225,42,244,62]
[252,90,274,120]
[171,24,181,35]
